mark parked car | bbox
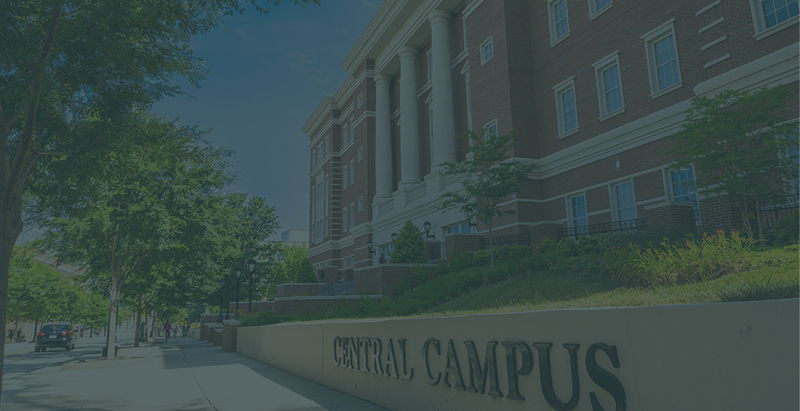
[35,323,76,352]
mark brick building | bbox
[303,0,799,272]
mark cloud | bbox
[234,28,250,38]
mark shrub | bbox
[494,245,530,262]
[391,221,427,264]
[608,230,758,287]
[576,236,601,256]
[538,238,558,254]
[716,276,800,302]
[556,237,578,257]
[771,210,799,246]
[473,250,490,266]
[440,251,475,274]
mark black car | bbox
[35,323,76,352]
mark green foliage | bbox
[537,238,558,254]
[669,86,799,239]
[715,275,799,302]
[770,210,799,246]
[437,130,537,269]
[608,230,758,287]
[274,244,316,285]
[391,221,426,264]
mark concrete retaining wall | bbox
[237,299,799,411]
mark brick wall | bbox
[222,320,240,353]
[353,264,439,298]
[644,201,696,233]
[273,296,371,316]
[275,283,326,298]
[444,233,482,258]
[699,195,741,234]
[198,314,218,341]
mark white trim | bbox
[592,50,626,119]
[698,17,725,34]
[588,0,613,21]
[553,76,579,138]
[642,19,683,98]
[463,0,485,19]
[703,54,731,69]
[700,35,728,51]
[480,36,494,65]
[749,0,800,40]
[547,0,571,47]
[696,0,721,15]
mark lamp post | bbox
[247,258,256,314]
[423,221,435,240]
[217,279,225,323]
[234,266,242,318]
[464,208,477,233]
[225,276,231,320]
[391,232,398,242]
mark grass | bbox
[425,244,798,317]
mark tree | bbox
[28,111,229,358]
[275,244,316,285]
[390,221,426,264]
[669,86,799,240]
[0,0,321,398]
[437,130,536,270]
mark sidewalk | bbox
[1,337,388,411]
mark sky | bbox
[152,1,382,240]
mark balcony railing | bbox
[560,218,648,240]
[314,281,354,296]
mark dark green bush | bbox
[556,237,578,257]
[538,238,558,254]
[771,210,799,246]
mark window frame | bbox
[611,180,637,222]
[358,147,363,161]
[350,203,355,230]
[642,19,683,99]
[358,196,364,211]
[553,76,580,139]
[749,0,799,40]
[547,0,571,47]
[350,159,355,186]
[342,165,348,189]
[427,49,433,82]
[357,93,363,108]
[568,193,589,233]
[592,51,625,121]
[484,119,498,140]
[342,206,348,232]
[588,0,613,20]
[480,37,493,65]
[342,123,349,146]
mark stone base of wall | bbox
[353,264,439,297]
[222,320,241,352]
[444,234,482,259]
[206,323,223,344]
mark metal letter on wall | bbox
[586,343,627,411]
[533,342,581,411]
[424,338,442,385]
[442,339,467,390]
[502,341,534,401]
[464,340,503,397]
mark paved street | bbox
[1,332,387,411]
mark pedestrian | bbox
[163,321,171,343]
[7,329,13,343]
[16,329,21,343]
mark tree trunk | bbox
[33,318,39,341]
[489,218,495,271]
[0,201,24,402]
[755,201,766,241]
[133,293,142,347]
[106,278,119,359]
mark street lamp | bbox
[464,208,477,232]
[246,258,256,314]
[234,266,242,318]
[217,279,225,323]
[423,221,435,240]
[391,232,398,242]
[367,240,376,255]
[225,276,231,320]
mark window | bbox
[350,205,355,229]
[548,0,570,46]
[350,160,355,186]
[614,181,636,221]
[593,51,625,120]
[325,136,330,156]
[350,117,355,142]
[481,37,493,64]
[380,243,394,263]
[484,119,498,139]
[589,0,612,19]
[357,93,363,108]
[751,0,799,39]
[358,147,363,161]
[342,124,349,145]
[445,222,471,235]
[342,165,348,189]
[553,77,579,138]
[358,197,364,211]
[570,194,588,233]
[671,166,700,226]
[343,207,348,232]
[642,19,682,98]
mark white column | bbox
[398,46,420,189]
[429,10,456,169]
[374,74,393,200]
